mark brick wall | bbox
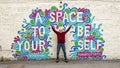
[0,0,120,60]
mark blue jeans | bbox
[57,43,67,60]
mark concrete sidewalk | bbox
[0,60,120,68]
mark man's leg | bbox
[56,43,61,62]
[61,43,68,63]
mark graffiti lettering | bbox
[49,11,83,23]
[11,3,105,60]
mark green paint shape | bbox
[40,36,44,39]
[92,58,95,60]
[27,32,30,36]
[75,42,78,46]
[81,49,84,52]
[99,37,103,41]
[97,35,100,38]
[18,58,23,60]
[59,5,62,8]
[79,32,81,34]
[49,37,52,40]
[65,8,70,14]
[40,11,44,16]
[21,34,24,37]
[22,29,24,31]
[100,48,104,52]
[86,17,89,23]
[81,38,84,41]
[45,20,50,26]
[29,48,32,52]
[25,27,29,30]
[11,51,14,53]
[51,6,57,11]
[45,49,49,52]
[30,20,35,25]
[92,32,96,36]
[58,22,63,27]
[16,50,21,54]
[72,9,77,13]
[26,39,30,42]
[41,48,44,52]
[88,13,92,17]
[101,29,103,32]
[89,58,93,60]
[65,13,67,18]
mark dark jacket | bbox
[51,26,71,43]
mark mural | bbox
[11,3,106,60]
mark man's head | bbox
[59,29,64,33]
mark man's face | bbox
[59,29,63,33]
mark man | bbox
[51,25,72,63]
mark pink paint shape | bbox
[22,56,28,60]
[77,52,102,58]
[77,8,88,13]
[14,36,20,43]
[31,9,41,18]
[86,35,95,40]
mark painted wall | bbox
[0,0,120,60]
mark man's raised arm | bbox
[51,25,58,33]
[64,25,72,33]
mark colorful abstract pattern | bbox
[11,3,105,60]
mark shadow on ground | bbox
[0,60,120,68]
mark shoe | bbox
[65,59,68,63]
[56,59,59,63]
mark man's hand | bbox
[50,24,52,27]
[69,25,72,28]
[51,24,57,33]
[50,25,53,28]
